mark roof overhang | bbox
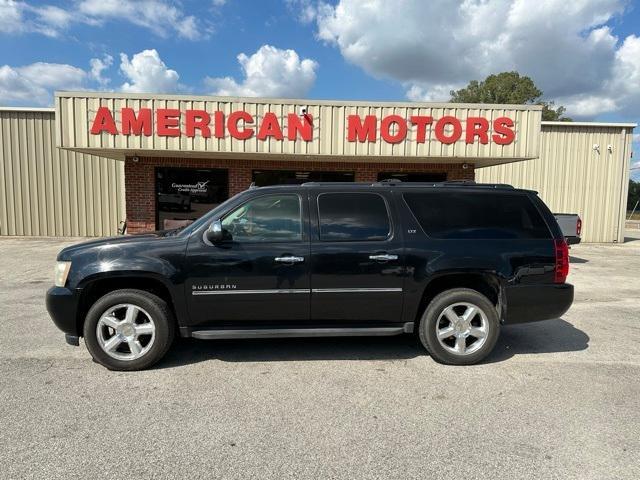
[62,147,531,168]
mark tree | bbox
[538,101,570,121]
[450,71,572,121]
[629,179,640,214]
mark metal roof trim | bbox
[542,121,636,128]
[0,107,55,113]
[54,91,544,111]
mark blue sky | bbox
[1,0,639,179]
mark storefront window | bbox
[253,170,355,186]
[377,172,447,182]
[156,168,228,230]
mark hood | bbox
[57,231,173,260]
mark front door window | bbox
[185,192,309,326]
[222,194,302,243]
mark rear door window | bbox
[318,193,391,241]
[403,191,550,239]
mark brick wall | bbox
[125,156,475,233]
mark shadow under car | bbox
[154,318,589,369]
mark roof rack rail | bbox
[441,180,514,188]
[300,181,366,186]
[298,181,515,189]
[371,178,403,187]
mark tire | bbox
[83,289,175,371]
[418,288,499,365]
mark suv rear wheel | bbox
[83,289,175,371]
[418,288,499,365]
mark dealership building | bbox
[0,92,634,242]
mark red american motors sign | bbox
[90,106,516,146]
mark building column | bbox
[124,157,156,234]
[228,165,252,196]
[447,163,475,180]
[355,170,378,182]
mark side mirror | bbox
[205,220,225,243]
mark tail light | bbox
[576,217,582,236]
[554,238,569,283]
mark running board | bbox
[190,323,414,340]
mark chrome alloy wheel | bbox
[435,302,489,356]
[96,304,156,361]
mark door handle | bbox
[274,256,305,264]
[369,253,398,261]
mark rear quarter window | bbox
[403,191,551,239]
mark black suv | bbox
[46,181,573,370]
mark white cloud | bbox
[554,31,640,117]
[18,62,86,89]
[33,5,76,30]
[0,49,183,105]
[0,0,206,39]
[285,0,322,23]
[90,54,114,86]
[0,0,93,37]
[311,0,638,119]
[78,0,205,40]
[0,62,87,105]
[0,46,318,105]
[205,45,318,98]
[0,0,24,34]
[406,84,462,103]
[119,49,180,93]
[560,95,619,117]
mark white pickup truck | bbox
[554,213,582,245]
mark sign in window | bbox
[156,167,228,230]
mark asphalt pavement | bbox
[0,234,639,479]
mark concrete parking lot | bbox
[1,235,639,480]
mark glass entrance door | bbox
[155,167,228,230]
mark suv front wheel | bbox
[419,288,499,365]
[83,289,175,371]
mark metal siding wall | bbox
[0,110,125,236]
[476,124,632,243]
[56,93,541,161]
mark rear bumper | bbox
[566,236,581,245]
[503,283,574,324]
[46,286,81,336]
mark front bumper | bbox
[46,286,81,337]
[503,283,574,324]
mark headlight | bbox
[54,261,72,287]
